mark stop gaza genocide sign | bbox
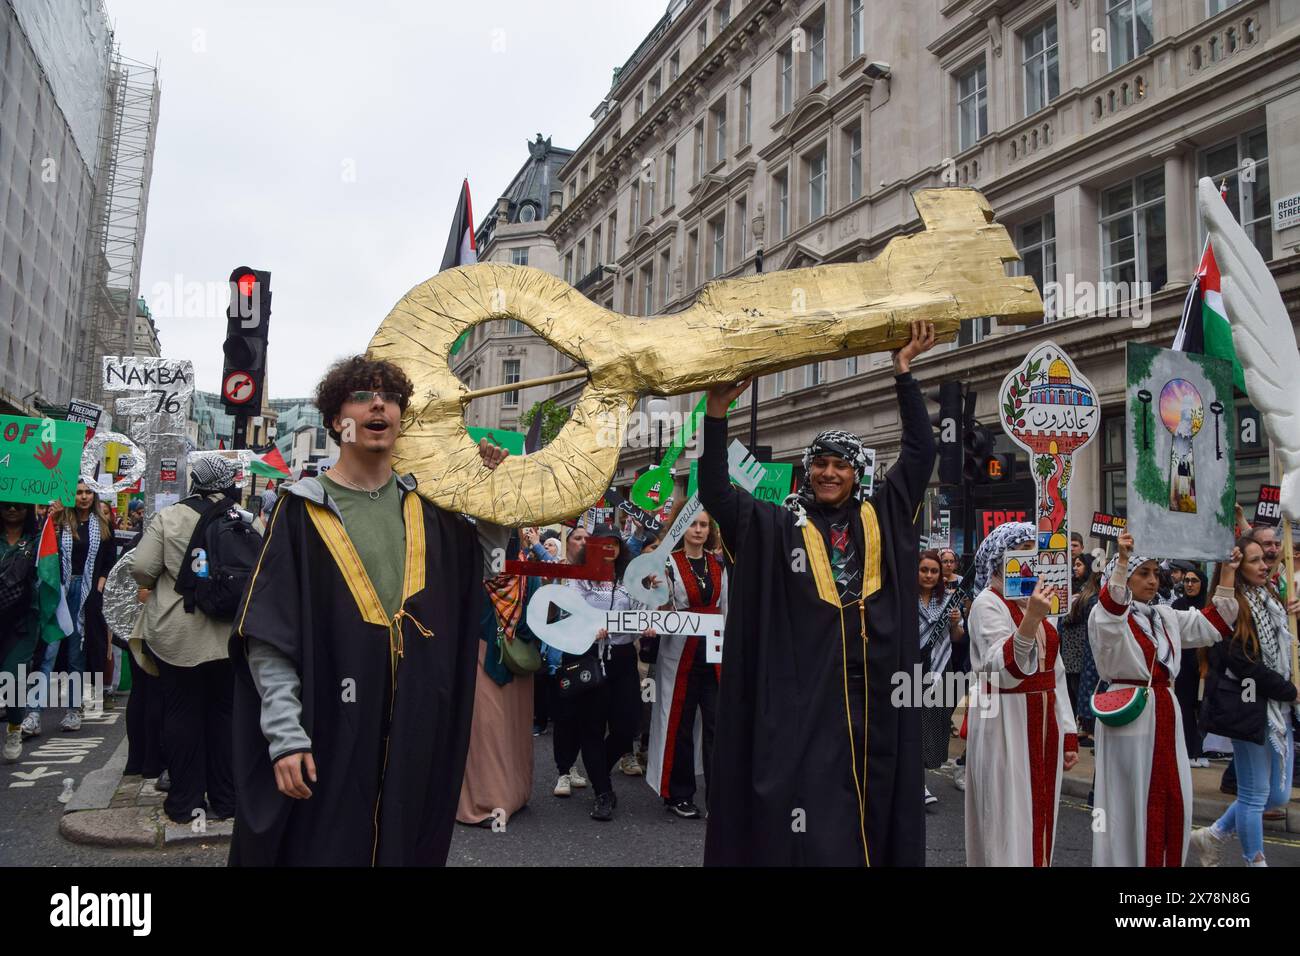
[0,415,89,506]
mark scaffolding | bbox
[73,45,160,410]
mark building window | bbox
[710,213,726,278]
[687,229,699,288]
[848,126,863,201]
[1100,415,1126,514]
[669,50,680,81]
[644,167,655,223]
[576,240,587,279]
[805,361,825,387]
[697,20,708,53]
[957,60,988,151]
[806,147,827,222]
[773,371,786,396]
[502,360,521,407]
[775,170,790,239]
[519,204,537,223]
[1022,17,1059,116]
[564,252,573,284]
[664,147,677,208]
[648,71,661,102]
[661,250,672,304]
[634,91,643,119]
[694,120,705,181]
[510,247,529,266]
[607,213,617,261]
[1207,0,1242,13]
[735,196,749,258]
[716,0,731,31]
[1107,0,1154,70]
[850,0,865,59]
[1017,213,1056,317]
[779,46,794,115]
[591,226,602,265]
[507,320,525,335]
[1200,128,1271,259]
[630,183,640,232]
[642,264,655,315]
[1101,169,1167,296]
[845,356,859,376]
[740,78,752,146]
[807,16,826,87]
[712,99,727,164]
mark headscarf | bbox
[1101,551,1175,672]
[190,456,238,493]
[972,522,1036,596]
[783,429,871,527]
[1102,552,1156,582]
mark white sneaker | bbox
[60,710,81,732]
[1189,826,1225,867]
[1189,757,1211,768]
[953,763,966,791]
[618,753,643,777]
[3,729,20,763]
[19,712,40,738]
[568,767,589,789]
[553,774,572,797]
[924,786,938,806]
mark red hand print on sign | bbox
[33,442,63,471]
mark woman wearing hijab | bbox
[1190,537,1300,866]
[23,480,113,736]
[964,522,1076,866]
[917,549,963,806]
[1088,531,1240,867]
[1170,566,1210,768]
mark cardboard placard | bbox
[0,416,88,506]
[1002,548,1039,599]
[66,399,103,436]
[159,458,178,483]
[1090,511,1127,540]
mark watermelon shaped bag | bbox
[1092,668,1153,728]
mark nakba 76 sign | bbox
[0,415,88,506]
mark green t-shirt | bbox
[319,473,406,619]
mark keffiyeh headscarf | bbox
[1102,552,1157,582]
[972,522,1036,596]
[190,456,238,493]
[1244,586,1291,757]
[783,429,871,528]
[1102,552,1175,673]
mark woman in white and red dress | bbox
[646,509,727,819]
[1088,531,1239,867]
[964,522,1078,867]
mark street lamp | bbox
[749,207,766,451]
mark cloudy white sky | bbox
[106,0,666,397]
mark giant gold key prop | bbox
[369,187,1043,525]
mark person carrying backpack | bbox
[132,456,257,824]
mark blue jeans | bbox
[1211,724,1294,862]
[36,578,86,710]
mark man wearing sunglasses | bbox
[229,354,507,866]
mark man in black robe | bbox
[700,320,937,866]
[228,356,508,866]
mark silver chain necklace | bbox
[329,468,389,500]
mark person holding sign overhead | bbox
[1088,531,1241,867]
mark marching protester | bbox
[229,356,507,865]
[457,529,538,828]
[547,524,592,797]
[1170,565,1210,767]
[699,319,937,866]
[646,507,726,819]
[1,502,39,762]
[1191,537,1300,867]
[964,523,1076,867]
[23,481,112,736]
[1059,553,1099,733]
[917,549,964,807]
[131,457,246,824]
[558,526,650,821]
[1088,531,1240,867]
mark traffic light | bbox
[963,423,995,484]
[985,453,1016,482]
[222,267,271,414]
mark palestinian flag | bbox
[249,445,291,479]
[441,179,478,356]
[1172,182,1246,394]
[35,517,72,645]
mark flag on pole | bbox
[1172,180,1246,393]
[249,445,291,479]
[35,517,72,644]
[442,178,478,356]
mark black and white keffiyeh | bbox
[59,516,100,635]
[1103,552,1157,582]
[1244,585,1291,757]
[972,521,1036,596]
[191,455,238,493]
[783,429,871,527]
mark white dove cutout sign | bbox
[526,440,768,660]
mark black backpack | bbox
[176,497,264,620]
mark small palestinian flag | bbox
[35,517,72,644]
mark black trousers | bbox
[601,643,641,773]
[667,648,719,803]
[555,668,613,795]
[551,673,580,775]
[124,646,165,778]
[155,654,235,821]
[1175,649,1204,759]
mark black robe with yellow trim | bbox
[227,480,482,866]
[700,373,933,867]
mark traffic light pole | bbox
[232,414,248,451]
